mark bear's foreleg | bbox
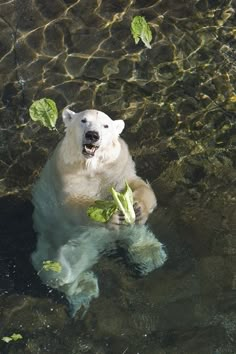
[128,178,157,225]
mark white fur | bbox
[31,109,167,316]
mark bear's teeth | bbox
[85,145,96,153]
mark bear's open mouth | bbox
[82,144,99,158]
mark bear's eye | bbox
[81,118,87,123]
[104,124,109,128]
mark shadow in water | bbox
[0,195,59,300]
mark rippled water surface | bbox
[0,0,236,353]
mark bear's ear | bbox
[62,108,76,127]
[113,120,125,135]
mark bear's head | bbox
[61,108,125,166]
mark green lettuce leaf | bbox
[111,182,135,224]
[42,260,62,272]
[131,16,152,49]
[29,98,58,130]
[2,333,23,343]
[87,182,135,224]
[87,200,117,223]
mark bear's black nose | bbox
[85,130,100,142]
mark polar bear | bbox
[31,108,167,316]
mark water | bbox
[0,0,236,353]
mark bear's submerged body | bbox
[32,109,167,316]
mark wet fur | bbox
[31,109,167,316]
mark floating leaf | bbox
[2,333,23,343]
[11,334,23,341]
[29,98,58,130]
[131,16,152,49]
[2,337,12,343]
[42,260,62,273]
[87,182,135,224]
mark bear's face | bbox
[62,109,125,164]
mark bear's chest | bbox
[63,171,120,201]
